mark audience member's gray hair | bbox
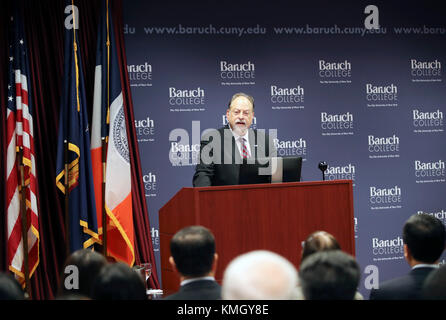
[222,250,298,300]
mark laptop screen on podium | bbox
[238,157,302,185]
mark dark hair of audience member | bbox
[423,264,446,300]
[301,231,341,263]
[0,273,25,300]
[91,262,147,300]
[57,249,107,298]
[299,250,360,300]
[403,214,446,263]
[170,225,215,277]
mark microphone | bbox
[318,161,328,181]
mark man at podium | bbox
[193,92,276,187]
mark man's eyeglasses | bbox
[231,109,252,117]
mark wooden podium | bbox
[159,180,355,294]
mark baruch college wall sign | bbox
[123,1,446,295]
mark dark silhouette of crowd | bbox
[0,213,445,300]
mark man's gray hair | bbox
[228,92,255,110]
[222,250,298,300]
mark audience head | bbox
[169,225,217,278]
[299,250,360,300]
[91,262,146,300]
[55,293,91,300]
[0,273,25,300]
[58,249,107,298]
[423,264,446,300]
[222,250,298,300]
[403,213,446,264]
[301,231,341,263]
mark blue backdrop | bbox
[123,0,446,298]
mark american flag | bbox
[6,12,40,285]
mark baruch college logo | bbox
[365,83,398,107]
[143,172,157,197]
[150,227,160,251]
[418,209,446,226]
[127,62,152,87]
[320,112,354,136]
[273,137,307,159]
[270,84,305,110]
[371,236,404,262]
[134,116,155,142]
[368,134,400,159]
[220,60,255,86]
[326,163,356,184]
[318,59,352,84]
[169,142,200,167]
[369,185,402,210]
[412,108,444,133]
[414,160,446,183]
[169,87,206,112]
[410,59,442,82]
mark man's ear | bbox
[211,253,218,274]
[169,256,177,272]
[404,244,411,262]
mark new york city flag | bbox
[91,0,134,265]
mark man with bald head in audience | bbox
[222,250,298,300]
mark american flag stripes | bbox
[6,12,40,285]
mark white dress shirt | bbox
[180,276,215,286]
[412,263,439,270]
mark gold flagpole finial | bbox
[71,0,81,113]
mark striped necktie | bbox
[240,137,249,159]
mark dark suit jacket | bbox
[369,267,436,300]
[193,126,276,187]
[163,279,221,300]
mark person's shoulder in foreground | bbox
[370,213,445,300]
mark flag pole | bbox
[66,0,77,258]
[64,140,70,257]
[18,146,31,298]
[102,0,111,258]
[102,137,108,256]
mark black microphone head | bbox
[318,161,328,172]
